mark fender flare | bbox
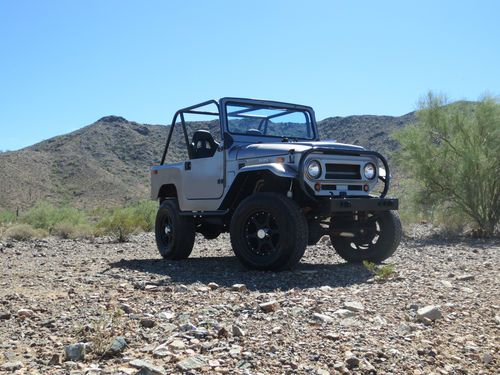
[236,163,297,179]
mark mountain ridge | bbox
[0,111,416,211]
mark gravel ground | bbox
[0,227,498,374]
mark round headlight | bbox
[306,160,322,179]
[363,163,376,180]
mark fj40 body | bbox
[151,98,401,270]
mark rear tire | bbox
[329,211,401,263]
[155,199,195,260]
[230,193,308,271]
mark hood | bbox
[234,140,364,160]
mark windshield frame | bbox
[221,98,318,141]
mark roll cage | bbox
[159,98,318,165]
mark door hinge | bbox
[217,178,224,184]
[184,161,191,170]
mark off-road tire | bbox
[329,210,402,263]
[230,193,308,271]
[155,199,195,260]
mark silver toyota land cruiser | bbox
[151,98,401,271]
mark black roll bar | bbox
[160,100,220,165]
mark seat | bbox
[191,130,219,159]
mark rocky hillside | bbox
[0,112,415,211]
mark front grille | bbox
[320,184,363,191]
[325,164,361,180]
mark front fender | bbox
[237,163,297,179]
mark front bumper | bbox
[318,197,399,213]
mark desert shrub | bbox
[128,200,157,231]
[76,307,124,356]
[0,210,17,225]
[71,224,95,240]
[22,202,87,233]
[363,261,396,280]
[51,222,94,240]
[96,208,139,242]
[3,223,47,241]
[394,93,500,235]
[96,201,157,242]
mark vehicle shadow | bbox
[109,256,372,292]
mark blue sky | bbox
[0,0,499,150]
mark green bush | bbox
[394,93,500,235]
[129,200,157,231]
[3,224,47,241]
[0,210,17,225]
[22,202,87,233]
[96,208,140,242]
[96,201,157,242]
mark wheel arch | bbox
[219,168,295,211]
[157,183,178,203]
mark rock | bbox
[207,282,219,290]
[439,280,453,288]
[456,274,475,281]
[482,352,493,364]
[129,359,165,375]
[316,369,329,375]
[107,336,127,356]
[176,354,207,371]
[232,324,246,337]
[495,315,500,325]
[312,313,334,323]
[152,343,171,358]
[0,362,23,371]
[120,303,135,314]
[325,332,341,341]
[333,309,356,318]
[217,326,229,337]
[229,345,242,357]
[343,301,365,312]
[231,283,247,292]
[47,353,60,366]
[140,318,156,328]
[17,308,34,319]
[0,311,11,320]
[65,343,85,361]
[179,322,197,331]
[208,359,220,367]
[168,339,185,351]
[408,303,419,311]
[259,300,280,313]
[417,306,442,322]
[345,352,360,369]
[157,311,174,320]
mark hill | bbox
[0,112,415,211]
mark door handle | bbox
[184,161,191,170]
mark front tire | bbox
[230,193,308,271]
[329,211,402,263]
[155,199,195,260]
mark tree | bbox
[394,93,500,235]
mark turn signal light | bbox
[314,182,321,191]
[363,184,369,192]
[276,156,285,163]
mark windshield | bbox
[226,102,315,140]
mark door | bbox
[183,148,224,200]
